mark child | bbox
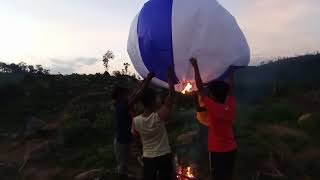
[132,68,175,180]
[193,92,209,152]
[112,73,154,180]
[190,58,237,180]
[194,92,209,126]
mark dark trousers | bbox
[198,121,208,149]
[143,153,174,180]
[210,150,237,180]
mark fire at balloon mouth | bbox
[181,83,193,94]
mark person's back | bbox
[133,112,171,158]
[203,95,237,152]
[190,57,237,180]
[132,68,175,180]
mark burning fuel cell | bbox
[181,83,193,94]
[174,155,198,180]
[176,164,197,180]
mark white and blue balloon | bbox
[128,0,250,92]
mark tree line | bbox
[0,62,50,74]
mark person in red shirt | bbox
[190,58,237,180]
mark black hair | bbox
[208,81,230,103]
[112,85,129,100]
[141,88,157,108]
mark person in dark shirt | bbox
[112,73,154,180]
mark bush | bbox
[250,99,299,125]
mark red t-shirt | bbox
[203,95,238,152]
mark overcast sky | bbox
[0,0,319,74]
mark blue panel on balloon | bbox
[137,0,178,83]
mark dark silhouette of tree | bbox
[0,62,50,74]
[43,69,50,75]
[18,62,27,72]
[102,50,114,72]
[28,65,36,73]
[0,62,9,72]
[8,63,21,73]
[123,62,130,75]
[112,70,121,77]
[36,65,44,74]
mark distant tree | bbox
[131,73,139,80]
[8,63,21,73]
[28,65,36,73]
[0,62,9,72]
[259,61,266,66]
[18,62,28,72]
[103,71,110,76]
[43,69,50,75]
[102,50,114,72]
[267,60,274,64]
[112,70,121,77]
[0,62,49,74]
[36,65,44,74]
[123,62,130,75]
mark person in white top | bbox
[132,67,175,180]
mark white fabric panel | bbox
[172,0,250,91]
[127,14,149,79]
[127,14,168,88]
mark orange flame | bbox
[181,83,193,94]
[186,166,194,178]
[177,165,195,179]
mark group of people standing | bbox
[112,58,238,180]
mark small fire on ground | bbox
[181,83,193,94]
[176,165,196,180]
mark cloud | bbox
[240,0,316,32]
[235,0,320,61]
[51,64,75,74]
[75,57,98,65]
[50,57,99,74]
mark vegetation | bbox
[0,54,319,180]
[0,62,50,74]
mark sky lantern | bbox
[128,0,250,92]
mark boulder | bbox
[298,113,314,128]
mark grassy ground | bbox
[1,93,320,180]
[234,97,320,180]
[0,71,319,179]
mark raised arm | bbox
[190,58,205,96]
[128,73,154,107]
[157,67,175,122]
[193,92,206,112]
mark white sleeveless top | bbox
[132,113,171,158]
